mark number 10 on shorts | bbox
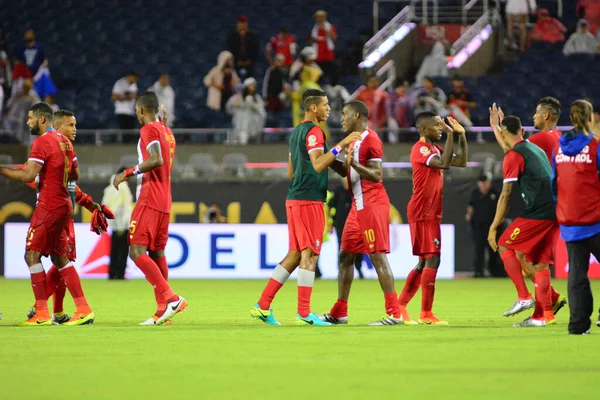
[364,229,375,243]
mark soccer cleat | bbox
[19,312,52,326]
[513,317,546,327]
[369,315,403,326]
[63,311,95,326]
[140,315,172,326]
[318,313,348,325]
[52,313,72,325]
[418,314,449,326]
[156,297,187,325]
[296,313,332,326]
[597,315,600,327]
[569,330,591,335]
[27,306,36,320]
[503,298,536,317]
[250,305,281,326]
[399,306,418,325]
[553,295,567,315]
[545,318,557,326]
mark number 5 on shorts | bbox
[129,221,137,236]
[364,229,375,243]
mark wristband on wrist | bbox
[330,144,343,157]
[125,165,142,178]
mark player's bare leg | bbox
[295,248,331,326]
[51,254,95,325]
[319,250,355,324]
[396,259,425,324]
[417,255,448,325]
[130,244,186,325]
[517,251,566,316]
[368,253,402,325]
[514,262,554,327]
[20,250,52,326]
[499,246,535,317]
[251,251,300,325]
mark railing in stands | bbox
[363,6,413,61]
[447,12,492,68]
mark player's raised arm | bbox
[488,182,513,252]
[489,103,510,153]
[428,119,454,170]
[0,160,42,183]
[448,117,468,167]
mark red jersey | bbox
[267,33,297,66]
[407,140,444,222]
[310,24,337,62]
[528,130,561,164]
[28,129,77,215]
[136,121,176,213]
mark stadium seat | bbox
[220,153,249,177]
[0,154,14,165]
[183,153,219,178]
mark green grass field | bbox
[0,278,598,400]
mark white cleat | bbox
[139,316,158,326]
[156,296,188,325]
[369,315,404,326]
[513,317,546,327]
[503,298,536,317]
[318,313,348,325]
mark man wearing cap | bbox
[227,15,260,79]
[308,10,337,84]
[563,19,598,56]
[466,173,500,277]
[528,9,566,46]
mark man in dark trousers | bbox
[466,173,500,277]
[327,178,364,279]
[227,15,260,79]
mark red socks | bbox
[297,286,313,318]
[47,265,66,314]
[329,299,348,318]
[398,269,422,306]
[421,268,437,313]
[135,254,177,303]
[534,269,554,321]
[154,256,169,317]
[30,269,49,312]
[501,250,531,300]
[59,264,90,311]
[384,292,400,318]
[257,279,284,310]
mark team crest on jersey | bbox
[316,239,320,248]
[420,146,431,156]
[434,238,440,247]
[308,135,317,147]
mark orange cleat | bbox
[399,306,418,325]
[63,310,95,326]
[19,310,52,326]
[418,313,449,326]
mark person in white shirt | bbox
[111,71,139,130]
[563,19,598,56]
[149,74,175,127]
[102,168,134,280]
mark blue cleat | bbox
[250,304,281,326]
[295,312,332,326]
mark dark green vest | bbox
[286,122,329,202]
[512,140,556,220]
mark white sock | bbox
[297,269,315,288]
[29,264,44,274]
[271,264,291,284]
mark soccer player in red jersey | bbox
[489,102,566,318]
[396,112,468,325]
[487,114,560,327]
[0,102,94,325]
[318,101,403,325]
[113,92,187,326]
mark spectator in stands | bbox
[414,41,448,86]
[16,29,46,75]
[204,50,240,112]
[577,0,600,36]
[324,81,351,127]
[103,167,133,280]
[4,78,38,143]
[226,77,266,144]
[10,56,32,98]
[308,10,337,84]
[355,75,389,130]
[289,47,322,83]
[111,71,138,130]
[150,73,175,127]
[447,76,476,128]
[505,0,537,52]
[205,203,227,223]
[263,54,289,114]
[227,15,259,79]
[265,28,297,69]
[563,19,598,56]
[386,79,412,143]
[44,95,59,112]
[528,9,567,46]
[0,48,9,96]
[412,76,447,117]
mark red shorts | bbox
[286,200,325,255]
[498,217,559,265]
[26,207,70,257]
[409,219,441,257]
[65,219,77,261]
[341,204,390,254]
[128,205,170,251]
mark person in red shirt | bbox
[0,102,95,326]
[113,92,187,326]
[528,9,567,45]
[309,10,337,83]
[265,27,297,68]
[355,75,389,130]
[318,101,402,325]
[396,112,468,325]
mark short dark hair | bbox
[136,91,159,114]
[344,101,369,120]
[302,89,326,110]
[415,111,437,130]
[501,115,522,135]
[537,96,561,119]
[126,71,139,77]
[54,109,75,119]
[423,76,436,86]
[29,102,54,122]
